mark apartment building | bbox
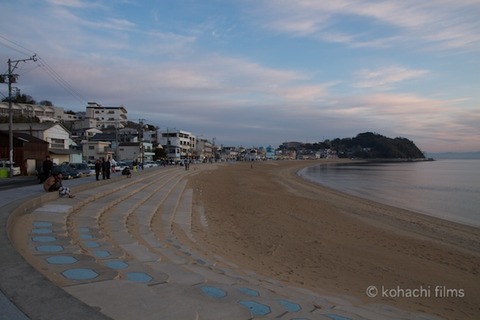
[85,102,127,129]
[195,138,214,162]
[0,102,64,122]
[159,129,195,160]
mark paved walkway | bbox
[0,165,443,320]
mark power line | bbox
[0,34,35,57]
[0,35,88,106]
[35,56,88,105]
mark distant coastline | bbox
[426,151,480,160]
[358,158,435,163]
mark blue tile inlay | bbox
[126,272,152,283]
[278,299,301,312]
[32,228,52,234]
[104,260,129,270]
[46,256,78,264]
[80,234,93,240]
[78,227,90,233]
[33,222,53,227]
[85,241,100,248]
[238,300,271,316]
[201,286,227,298]
[62,268,98,280]
[238,287,260,297]
[36,245,63,252]
[325,314,352,320]
[93,250,110,258]
[32,236,56,242]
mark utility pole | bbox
[1,55,37,177]
[115,119,119,161]
[139,119,145,169]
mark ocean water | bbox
[298,160,480,228]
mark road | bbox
[0,177,40,191]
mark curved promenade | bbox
[0,165,442,320]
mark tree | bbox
[39,100,54,106]
[291,133,425,159]
[2,93,36,104]
[155,147,167,160]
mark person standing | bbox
[102,157,111,179]
[41,155,53,182]
[95,159,102,181]
[106,157,111,179]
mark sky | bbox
[1,0,479,152]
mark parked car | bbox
[52,164,80,179]
[68,162,94,176]
[143,161,157,168]
[0,160,21,176]
[114,161,128,172]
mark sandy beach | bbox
[187,160,480,320]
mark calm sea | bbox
[298,160,480,228]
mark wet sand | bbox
[188,160,480,320]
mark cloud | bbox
[353,66,429,90]
[1,1,478,153]
[255,0,480,51]
[46,0,96,9]
[319,93,480,151]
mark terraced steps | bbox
[8,165,441,320]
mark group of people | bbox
[42,155,136,198]
[93,157,132,180]
[94,157,111,181]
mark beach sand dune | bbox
[188,160,480,320]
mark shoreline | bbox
[188,160,480,320]
[297,159,479,229]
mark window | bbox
[89,146,94,150]
[51,138,65,149]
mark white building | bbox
[195,138,213,162]
[116,141,154,163]
[0,122,79,164]
[85,102,127,129]
[82,140,113,163]
[159,129,195,160]
[0,102,64,122]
